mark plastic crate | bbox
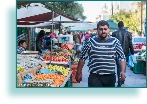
[133,61,144,74]
[71,64,82,83]
[143,61,146,76]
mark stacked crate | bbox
[143,61,146,76]
[133,60,144,74]
[71,64,82,83]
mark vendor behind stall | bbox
[44,35,55,50]
[36,30,45,53]
[17,40,27,54]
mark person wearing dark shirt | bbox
[44,35,55,50]
[112,21,134,87]
[36,30,45,53]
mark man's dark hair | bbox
[67,31,71,34]
[118,21,124,28]
[18,40,26,46]
[97,20,109,28]
[38,30,45,38]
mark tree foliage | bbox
[43,2,86,20]
[110,9,141,34]
[110,1,146,35]
[17,2,86,20]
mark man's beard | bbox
[99,33,107,40]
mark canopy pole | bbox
[58,16,61,47]
[27,28,31,50]
[141,1,143,37]
[50,10,54,64]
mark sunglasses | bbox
[98,28,108,31]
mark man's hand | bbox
[75,59,84,83]
[119,61,126,81]
[120,71,126,81]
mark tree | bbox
[110,1,146,36]
[110,9,141,35]
[43,2,86,20]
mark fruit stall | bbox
[20,64,72,87]
[132,42,146,76]
[17,55,73,87]
[17,43,77,87]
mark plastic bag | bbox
[128,56,134,67]
[77,45,83,51]
[131,55,137,64]
[128,55,137,67]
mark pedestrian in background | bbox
[78,31,85,44]
[112,21,134,87]
[76,20,126,87]
[73,31,80,44]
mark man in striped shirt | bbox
[75,20,126,87]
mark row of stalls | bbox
[17,2,146,87]
[17,3,97,51]
[17,3,90,87]
[17,44,79,87]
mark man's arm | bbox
[116,39,126,81]
[119,61,126,81]
[76,59,85,82]
[75,39,90,82]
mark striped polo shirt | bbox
[80,36,126,74]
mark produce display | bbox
[34,74,66,87]
[21,64,71,87]
[47,64,70,75]
[136,50,146,60]
[43,52,70,62]
[71,57,79,64]
[17,66,24,73]
[133,42,146,61]
[43,49,75,63]
[17,55,41,73]
[17,43,76,87]
[61,43,73,50]
[133,43,146,50]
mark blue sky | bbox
[78,1,112,22]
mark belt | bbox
[90,72,115,75]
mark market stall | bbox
[17,43,77,87]
[17,60,72,87]
[17,3,84,87]
[131,37,146,76]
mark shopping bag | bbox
[77,45,83,51]
[131,55,137,64]
[128,55,135,67]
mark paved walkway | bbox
[72,59,146,87]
